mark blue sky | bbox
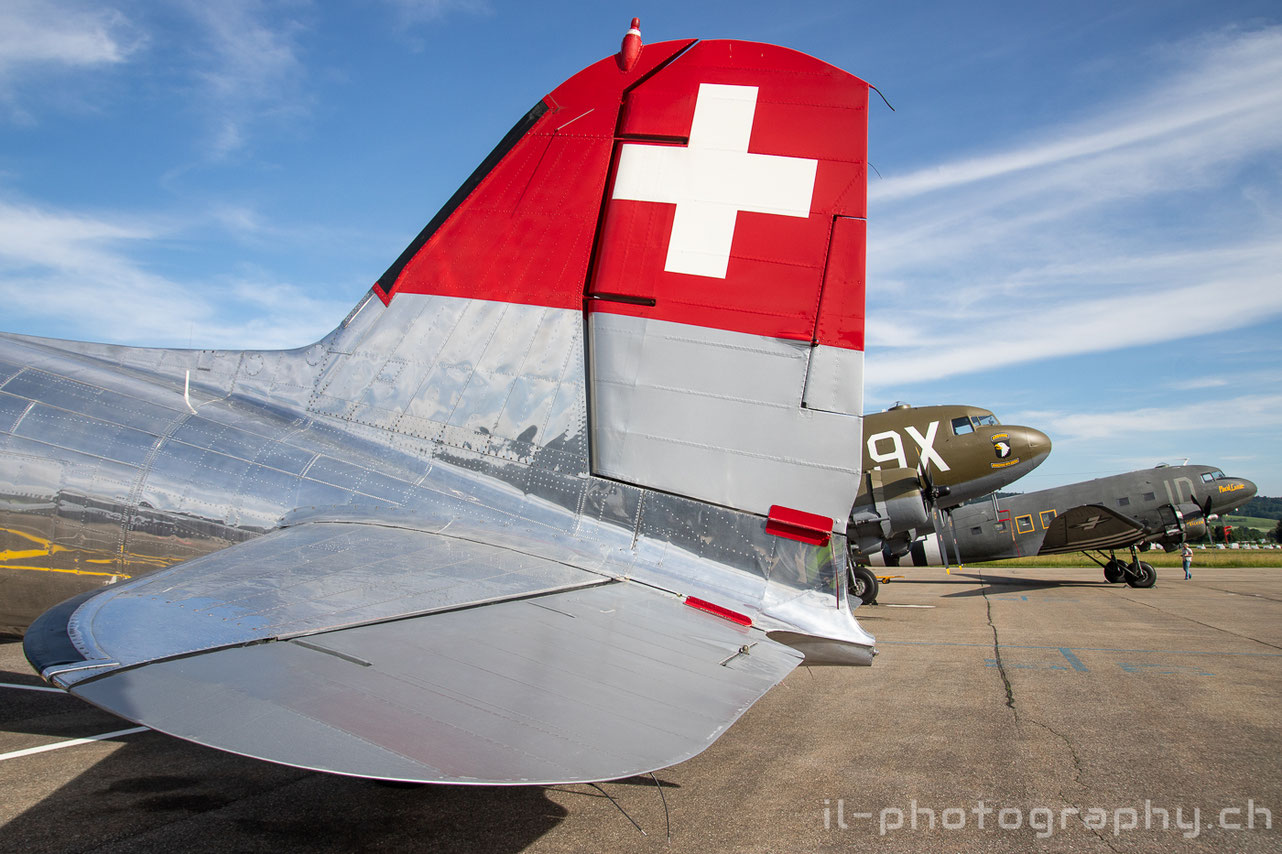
[1,1,1279,495]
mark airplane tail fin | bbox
[308,34,870,527]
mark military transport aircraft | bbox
[861,464,1257,588]
[846,403,1051,602]
[4,23,878,785]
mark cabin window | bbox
[951,416,974,436]
[1039,509,1057,528]
[994,521,1007,533]
[1142,492,1155,501]
[1117,497,1130,507]
[1015,514,1035,534]
[973,414,999,427]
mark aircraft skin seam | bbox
[617,431,856,471]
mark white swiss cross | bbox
[611,83,819,279]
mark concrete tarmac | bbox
[2,566,1279,853]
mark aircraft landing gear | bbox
[1123,544,1157,588]
[849,565,879,605]
[1086,548,1155,587]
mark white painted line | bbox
[0,681,64,694]
[0,727,150,762]
[884,604,936,608]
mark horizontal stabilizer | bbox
[27,519,802,783]
[67,584,800,784]
[1039,504,1145,553]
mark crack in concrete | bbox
[1119,595,1282,651]
[976,568,1016,716]
[978,570,1125,851]
[1031,718,1087,790]
[1055,786,1126,853]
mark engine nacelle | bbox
[1154,502,1209,548]
[849,467,930,556]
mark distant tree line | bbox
[1242,496,1282,520]
[1214,525,1268,543]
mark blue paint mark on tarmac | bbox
[1118,662,1214,676]
[1059,647,1089,672]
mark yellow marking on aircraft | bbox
[0,564,131,578]
[1,527,70,551]
[1219,483,1245,493]
[0,526,136,578]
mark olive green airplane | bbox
[860,464,1258,589]
[846,404,1051,602]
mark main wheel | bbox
[1103,559,1126,583]
[1125,561,1157,588]
[849,566,880,605]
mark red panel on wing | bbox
[590,41,869,350]
[380,40,694,308]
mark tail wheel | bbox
[1125,561,1157,588]
[1103,560,1126,583]
[849,566,879,605]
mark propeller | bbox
[917,461,957,572]
[917,461,951,511]
[1198,493,1217,522]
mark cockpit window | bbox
[973,414,999,427]
[1202,473,1214,483]
[951,416,974,435]
[1211,469,1225,479]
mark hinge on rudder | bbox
[766,505,833,546]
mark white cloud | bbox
[0,1,141,121]
[0,198,350,349]
[872,28,1282,205]
[0,1,136,77]
[1170,377,1229,391]
[381,0,491,27]
[1016,394,1282,443]
[865,27,1282,389]
[181,0,308,158]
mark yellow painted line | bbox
[0,727,150,762]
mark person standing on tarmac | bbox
[1182,542,1194,579]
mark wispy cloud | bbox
[1016,394,1282,443]
[180,0,308,159]
[0,198,350,349]
[872,29,1282,204]
[381,0,491,28]
[1170,377,1229,391]
[0,1,135,75]
[866,26,1282,390]
[0,1,142,120]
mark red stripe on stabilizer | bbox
[684,596,753,627]
[766,505,833,546]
